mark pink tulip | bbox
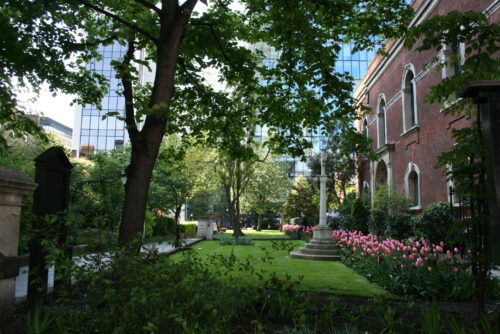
[428,266,432,272]
[453,267,459,273]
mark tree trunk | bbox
[119,136,162,247]
[174,204,182,223]
[256,214,262,231]
[117,2,198,248]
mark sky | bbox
[17,83,76,128]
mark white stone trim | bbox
[402,64,418,132]
[404,162,421,207]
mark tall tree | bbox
[241,157,290,230]
[2,0,413,247]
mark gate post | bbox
[0,167,37,326]
[28,147,72,303]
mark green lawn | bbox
[183,240,387,297]
[216,229,289,239]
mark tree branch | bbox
[76,0,159,43]
[119,39,139,141]
[133,0,161,15]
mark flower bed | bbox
[332,230,477,300]
[282,224,314,239]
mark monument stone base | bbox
[289,225,340,261]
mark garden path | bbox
[14,238,202,302]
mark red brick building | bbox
[355,0,500,213]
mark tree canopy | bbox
[1,0,413,245]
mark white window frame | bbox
[404,162,421,210]
[401,64,418,133]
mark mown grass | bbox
[216,229,289,239]
[182,240,388,297]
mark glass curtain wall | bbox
[78,43,127,155]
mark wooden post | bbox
[459,80,500,265]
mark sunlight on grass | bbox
[184,240,387,297]
[216,229,288,239]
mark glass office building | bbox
[72,43,128,157]
[253,43,377,177]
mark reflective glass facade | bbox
[253,43,377,177]
[74,43,127,156]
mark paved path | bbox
[15,238,202,301]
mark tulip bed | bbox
[282,224,314,239]
[332,230,481,300]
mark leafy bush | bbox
[338,192,357,217]
[179,223,197,237]
[144,210,156,238]
[418,202,455,245]
[368,210,387,236]
[74,228,117,251]
[153,216,176,237]
[385,213,415,240]
[327,216,341,230]
[373,186,410,213]
[350,197,369,233]
[218,237,255,246]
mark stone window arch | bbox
[377,95,387,147]
[402,64,417,132]
[405,162,421,209]
[363,118,369,138]
[375,160,388,190]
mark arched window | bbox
[408,171,419,206]
[377,97,386,147]
[402,66,417,131]
[375,160,388,190]
[405,163,421,209]
[363,119,368,137]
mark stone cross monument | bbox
[290,150,340,261]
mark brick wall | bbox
[356,0,498,213]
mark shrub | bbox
[385,213,415,240]
[153,216,176,237]
[418,202,455,245]
[182,223,197,237]
[218,237,254,246]
[144,210,156,238]
[351,197,369,233]
[368,210,387,236]
[373,186,410,213]
[338,192,356,217]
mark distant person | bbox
[327,208,340,218]
[297,211,309,240]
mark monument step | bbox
[309,239,337,246]
[289,251,341,261]
[299,248,339,255]
[304,243,338,250]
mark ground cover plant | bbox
[24,243,499,333]
[185,240,387,297]
[333,230,500,301]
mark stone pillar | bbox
[290,151,339,261]
[312,150,332,240]
[0,167,37,322]
[318,151,328,228]
[197,218,213,240]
